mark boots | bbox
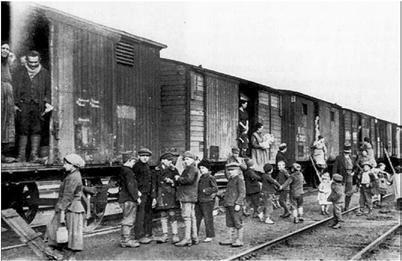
[298,207,304,222]
[120,226,140,248]
[171,221,180,243]
[231,228,244,247]
[16,135,28,162]
[219,228,235,245]
[191,215,199,245]
[29,134,41,163]
[175,219,192,247]
[156,218,169,243]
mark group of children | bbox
[118,147,395,250]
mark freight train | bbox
[1,3,401,227]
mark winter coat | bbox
[224,174,246,207]
[176,163,200,203]
[226,155,247,171]
[282,171,305,198]
[244,168,261,195]
[154,165,180,210]
[261,172,281,195]
[276,169,290,190]
[197,173,218,203]
[356,170,377,195]
[55,170,85,213]
[118,166,140,203]
[333,154,358,196]
[327,181,344,204]
[275,151,289,168]
[133,161,156,197]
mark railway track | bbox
[224,194,399,261]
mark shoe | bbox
[356,210,364,216]
[264,218,274,224]
[203,237,213,243]
[155,234,168,243]
[120,240,140,248]
[257,212,264,222]
[298,216,304,222]
[231,239,244,247]
[175,238,192,247]
[139,237,152,244]
[293,217,299,224]
[280,213,291,218]
[332,223,341,229]
[192,238,200,245]
[172,234,180,244]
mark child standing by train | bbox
[219,162,246,247]
[317,172,332,215]
[195,159,218,243]
[327,174,344,229]
[356,161,377,216]
[280,163,305,223]
[154,152,180,244]
[373,163,391,208]
[260,164,282,224]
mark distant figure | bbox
[360,137,376,164]
[275,143,289,168]
[243,159,262,218]
[276,160,291,218]
[1,42,16,162]
[13,50,52,162]
[251,122,270,173]
[281,163,305,224]
[356,162,376,216]
[312,135,328,172]
[333,143,358,211]
[391,166,401,210]
[373,163,391,208]
[260,164,281,224]
[357,149,377,169]
[238,99,249,134]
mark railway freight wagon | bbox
[160,59,283,166]
[1,3,166,225]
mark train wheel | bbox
[11,182,39,224]
[82,178,108,232]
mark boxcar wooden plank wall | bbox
[160,61,187,154]
[189,71,205,159]
[351,112,359,155]
[294,96,315,162]
[370,118,377,158]
[387,123,393,156]
[205,74,239,160]
[257,90,282,163]
[318,102,340,161]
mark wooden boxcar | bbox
[340,108,362,156]
[160,59,282,163]
[3,3,166,165]
[280,90,341,164]
[1,2,166,224]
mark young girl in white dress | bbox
[317,172,332,215]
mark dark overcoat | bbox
[154,165,180,210]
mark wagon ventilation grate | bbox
[115,41,134,66]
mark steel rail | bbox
[348,223,401,261]
[222,194,393,261]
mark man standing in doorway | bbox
[14,50,52,162]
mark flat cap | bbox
[292,163,302,171]
[138,148,152,156]
[263,163,273,173]
[64,153,85,168]
[344,143,352,152]
[198,159,211,170]
[226,162,240,169]
[333,173,343,182]
[279,143,287,150]
[160,152,175,161]
[183,151,197,160]
[246,159,255,168]
[231,147,240,154]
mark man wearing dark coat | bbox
[13,50,52,162]
[332,143,358,211]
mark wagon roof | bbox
[278,89,342,108]
[161,58,280,94]
[31,3,167,49]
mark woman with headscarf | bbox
[251,122,270,173]
[1,42,17,162]
[46,153,86,260]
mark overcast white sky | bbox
[38,1,400,124]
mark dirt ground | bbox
[1,190,400,260]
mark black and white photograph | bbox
[1,1,400,260]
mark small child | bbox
[154,152,180,244]
[243,159,262,219]
[276,160,291,218]
[219,162,246,247]
[373,163,391,208]
[260,164,282,224]
[281,163,305,223]
[356,161,376,216]
[195,159,218,243]
[317,172,332,215]
[327,174,344,229]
